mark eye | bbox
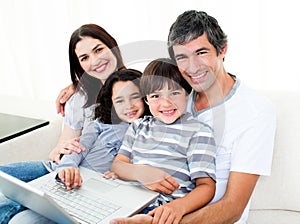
[114,99,124,104]
[175,55,187,62]
[80,56,88,62]
[149,93,159,99]
[171,90,181,96]
[95,47,104,54]
[196,49,208,55]
[131,93,141,99]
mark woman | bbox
[49,24,125,163]
[0,24,125,224]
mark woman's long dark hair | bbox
[95,69,150,124]
[69,24,126,107]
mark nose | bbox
[160,96,172,107]
[188,55,202,74]
[91,53,100,66]
[124,99,134,110]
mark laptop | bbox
[0,167,159,224]
[0,113,49,143]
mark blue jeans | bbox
[0,161,50,224]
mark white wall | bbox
[0,0,299,104]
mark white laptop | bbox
[0,167,159,224]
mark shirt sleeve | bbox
[64,92,86,130]
[231,109,276,175]
[118,120,140,159]
[187,125,217,181]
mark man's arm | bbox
[180,172,259,224]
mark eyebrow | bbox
[175,47,210,58]
[78,44,103,59]
[113,91,140,101]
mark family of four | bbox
[0,10,276,224]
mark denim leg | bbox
[8,209,56,224]
[0,161,49,182]
[0,193,26,224]
[0,161,50,223]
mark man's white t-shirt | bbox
[187,77,276,223]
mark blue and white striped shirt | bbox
[119,113,216,202]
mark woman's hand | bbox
[56,84,75,116]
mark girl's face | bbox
[146,83,188,124]
[75,36,117,83]
[112,81,145,123]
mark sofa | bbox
[0,91,299,223]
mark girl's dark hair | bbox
[69,24,126,107]
[140,58,191,96]
[95,69,150,124]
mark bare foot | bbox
[110,214,153,224]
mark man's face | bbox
[173,33,226,93]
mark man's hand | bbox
[149,201,184,224]
[56,84,75,116]
[58,167,82,190]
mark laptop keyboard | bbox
[41,181,121,224]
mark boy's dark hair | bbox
[95,69,150,124]
[168,10,227,60]
[140,58,191,97]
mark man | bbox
[110,10,276,224]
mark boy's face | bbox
[112,81,144,123]
[146,84,188,124]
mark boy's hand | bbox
[137,165,180,194]
[103,171,119,180]
[58,167,82,190]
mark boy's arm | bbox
[111,154,179,194]
[149,177,215,224]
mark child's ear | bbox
[144,97,149,105]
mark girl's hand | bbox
[48,138,85,163]
[58,167,82,190]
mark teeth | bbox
[192,71,206,79]
[162,109,175,114]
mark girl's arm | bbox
[111,154,179,194]
[149,177,215,224]
[48,124,82,163]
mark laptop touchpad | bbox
[84,178,118,193]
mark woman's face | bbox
[75,36,117,83]
[112,81,145,123]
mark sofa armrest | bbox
[0,95,63,164]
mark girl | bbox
[1,69,148,224]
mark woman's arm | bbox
[56,84,75,116]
